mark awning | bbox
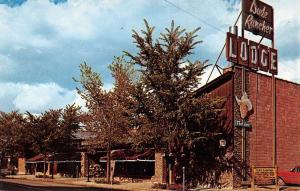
[26,153,81,163]
[100,148,154,161]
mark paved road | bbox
[0,179,124,191]
[2,178,300,191]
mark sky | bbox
[0,0,299,113]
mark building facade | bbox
[198,66,300,187]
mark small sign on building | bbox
[251,166,279,190]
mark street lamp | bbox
[182,166,185,191]
[219,139,227,147]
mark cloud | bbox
[0,82,81,113]
[278,58,300,83]
[0,55,16,78]
[200,65,223,86]
[73,92,87,112]
[0,0,299,112]
[0,80,117,113]
[0,0,241,89]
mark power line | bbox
[206,8,244,84]
[163,0,225,33]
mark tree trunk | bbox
[106,147,111,183]
[52,152,54,179]
[44,153,47,178]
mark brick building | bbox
[196,66,300,187]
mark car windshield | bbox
[291,167,300,172]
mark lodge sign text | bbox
[226,32,278,75]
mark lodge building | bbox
[140,65,300,188]
[196,66,300,187]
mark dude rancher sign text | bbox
[226,0,277,75]
[242,0,274,40]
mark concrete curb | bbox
[5,175,164,191]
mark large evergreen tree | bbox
[125,20,231,187]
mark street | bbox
[0,179,124,191]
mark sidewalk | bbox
[6,175,299,191]
[6,174,164,191]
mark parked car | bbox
[278,166,300,185]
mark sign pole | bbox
[227,0,277,188]
[242,66,247,184]
[241,3,247,181]
[240,0,247,183]
[271,14,279,190]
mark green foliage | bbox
[0,19,232,188]
[26,104,81,155]
[61,104,82,149]
[125,20,210,148]
[73,62,104,110]
[125,20,231,187]
[74,56,136,182]
[0,104,81,172]
[0,111,28,157]
[74,60,130,149]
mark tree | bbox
[74,56,135,183]
[26,104,81,177]
[26,109,61,177]
[58,104,82,153]
[125,20,230,187]
[0,111,29,159]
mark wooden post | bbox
[51,152,54,179]
[251,166,255,191]
[43,153,47,178]
[275,165,279,191]
[87,155,90,182]
[168,163,172,184]
[110,160,115,185]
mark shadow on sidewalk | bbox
[0,179,128,191]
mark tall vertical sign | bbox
[227,0,277,74]
[227,0,278,188]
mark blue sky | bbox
[0,0,299,113]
